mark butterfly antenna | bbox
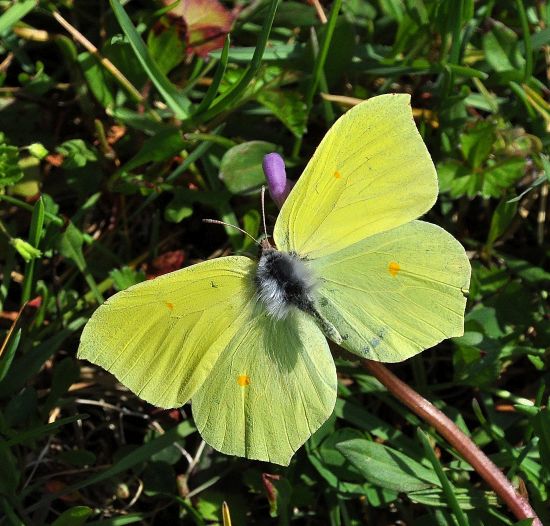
[203,219,261,246]
[261,186,269,241]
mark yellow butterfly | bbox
[78,94,471,465]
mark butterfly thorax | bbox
[255,248,317,320]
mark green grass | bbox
[0,0,549,525]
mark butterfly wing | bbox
[273,94,437,259]
[77,256,256,408]
[308,221,470,361]
[192,307,337,465]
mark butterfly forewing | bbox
[274,94,438,259]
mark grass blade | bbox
[292,0,342,157]
[5,414,88,447]
[21,196,44,304]
[109,0,191,118]
[418,429,469,526]
[192,0,280,123]
[0,0,37,34]
[515,0,533,81]
[0,326,21,383]
[195,35,230,114]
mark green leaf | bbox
[483,20,525,73]
[0,443,19,495]
[0,318,86,397]
[51,506,93,526]
[0,0,37,35]
[109,0,191,118]
[108,107,172,134]
[417,429,469,526]
[460,122,495,169]
[481,159,525,198]
[437,161,472,197]
[4,386,37,427]
[78,52,116,109]
[85,515,145,526]
[58,222,87,271]
[56,139,98,169]
[409,487,499,510]
[208,43,304,63]
[336,438,439,492]
[109,266,146,291]
[219,141,278,194]
[164,192,194,224]
[193,0,280,122]
[5,414,88,447]
[195,35,230,114]
[487,199,517,248]
[116,128,186,176]
[256,90,307,137]
[57,222,103,304]
[316,428,365,481]
[503,257,550,283]
[0,137,23,187]
[319,17,356,87]
[0,328,20,383]
[241,209,261,251]
[22,195,45,303]
[532,405,550,477]
[103,34,147,89]
[466,306,505,339]
[438,158,526,199]
[10,238,41,262]
[147,26,185,76]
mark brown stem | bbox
[362,360,542,526]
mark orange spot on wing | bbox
[165,302,175,311]
[237,374,250,387]
[388,262,400,277]
[333,170,342,179]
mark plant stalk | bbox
[362,360,542,526]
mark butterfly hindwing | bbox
[309,221,471,361]
[274,94,438,259]
[78,256,256,408]
[192,307,337,465]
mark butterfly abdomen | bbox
[255,249,316,320]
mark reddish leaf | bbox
[165,0,234,57]
[147,250,186,278]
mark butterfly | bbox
[78,94,471,465]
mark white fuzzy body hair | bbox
[255,249,317,320]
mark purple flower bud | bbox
[262,153,294,209]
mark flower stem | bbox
[362,359,542,526]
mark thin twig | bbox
[308,0,327,23]
[51,10,144,104]
[186,440,206,476]
[362,360,542,526]
[537,181,547,245]
[23,436,53,489]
